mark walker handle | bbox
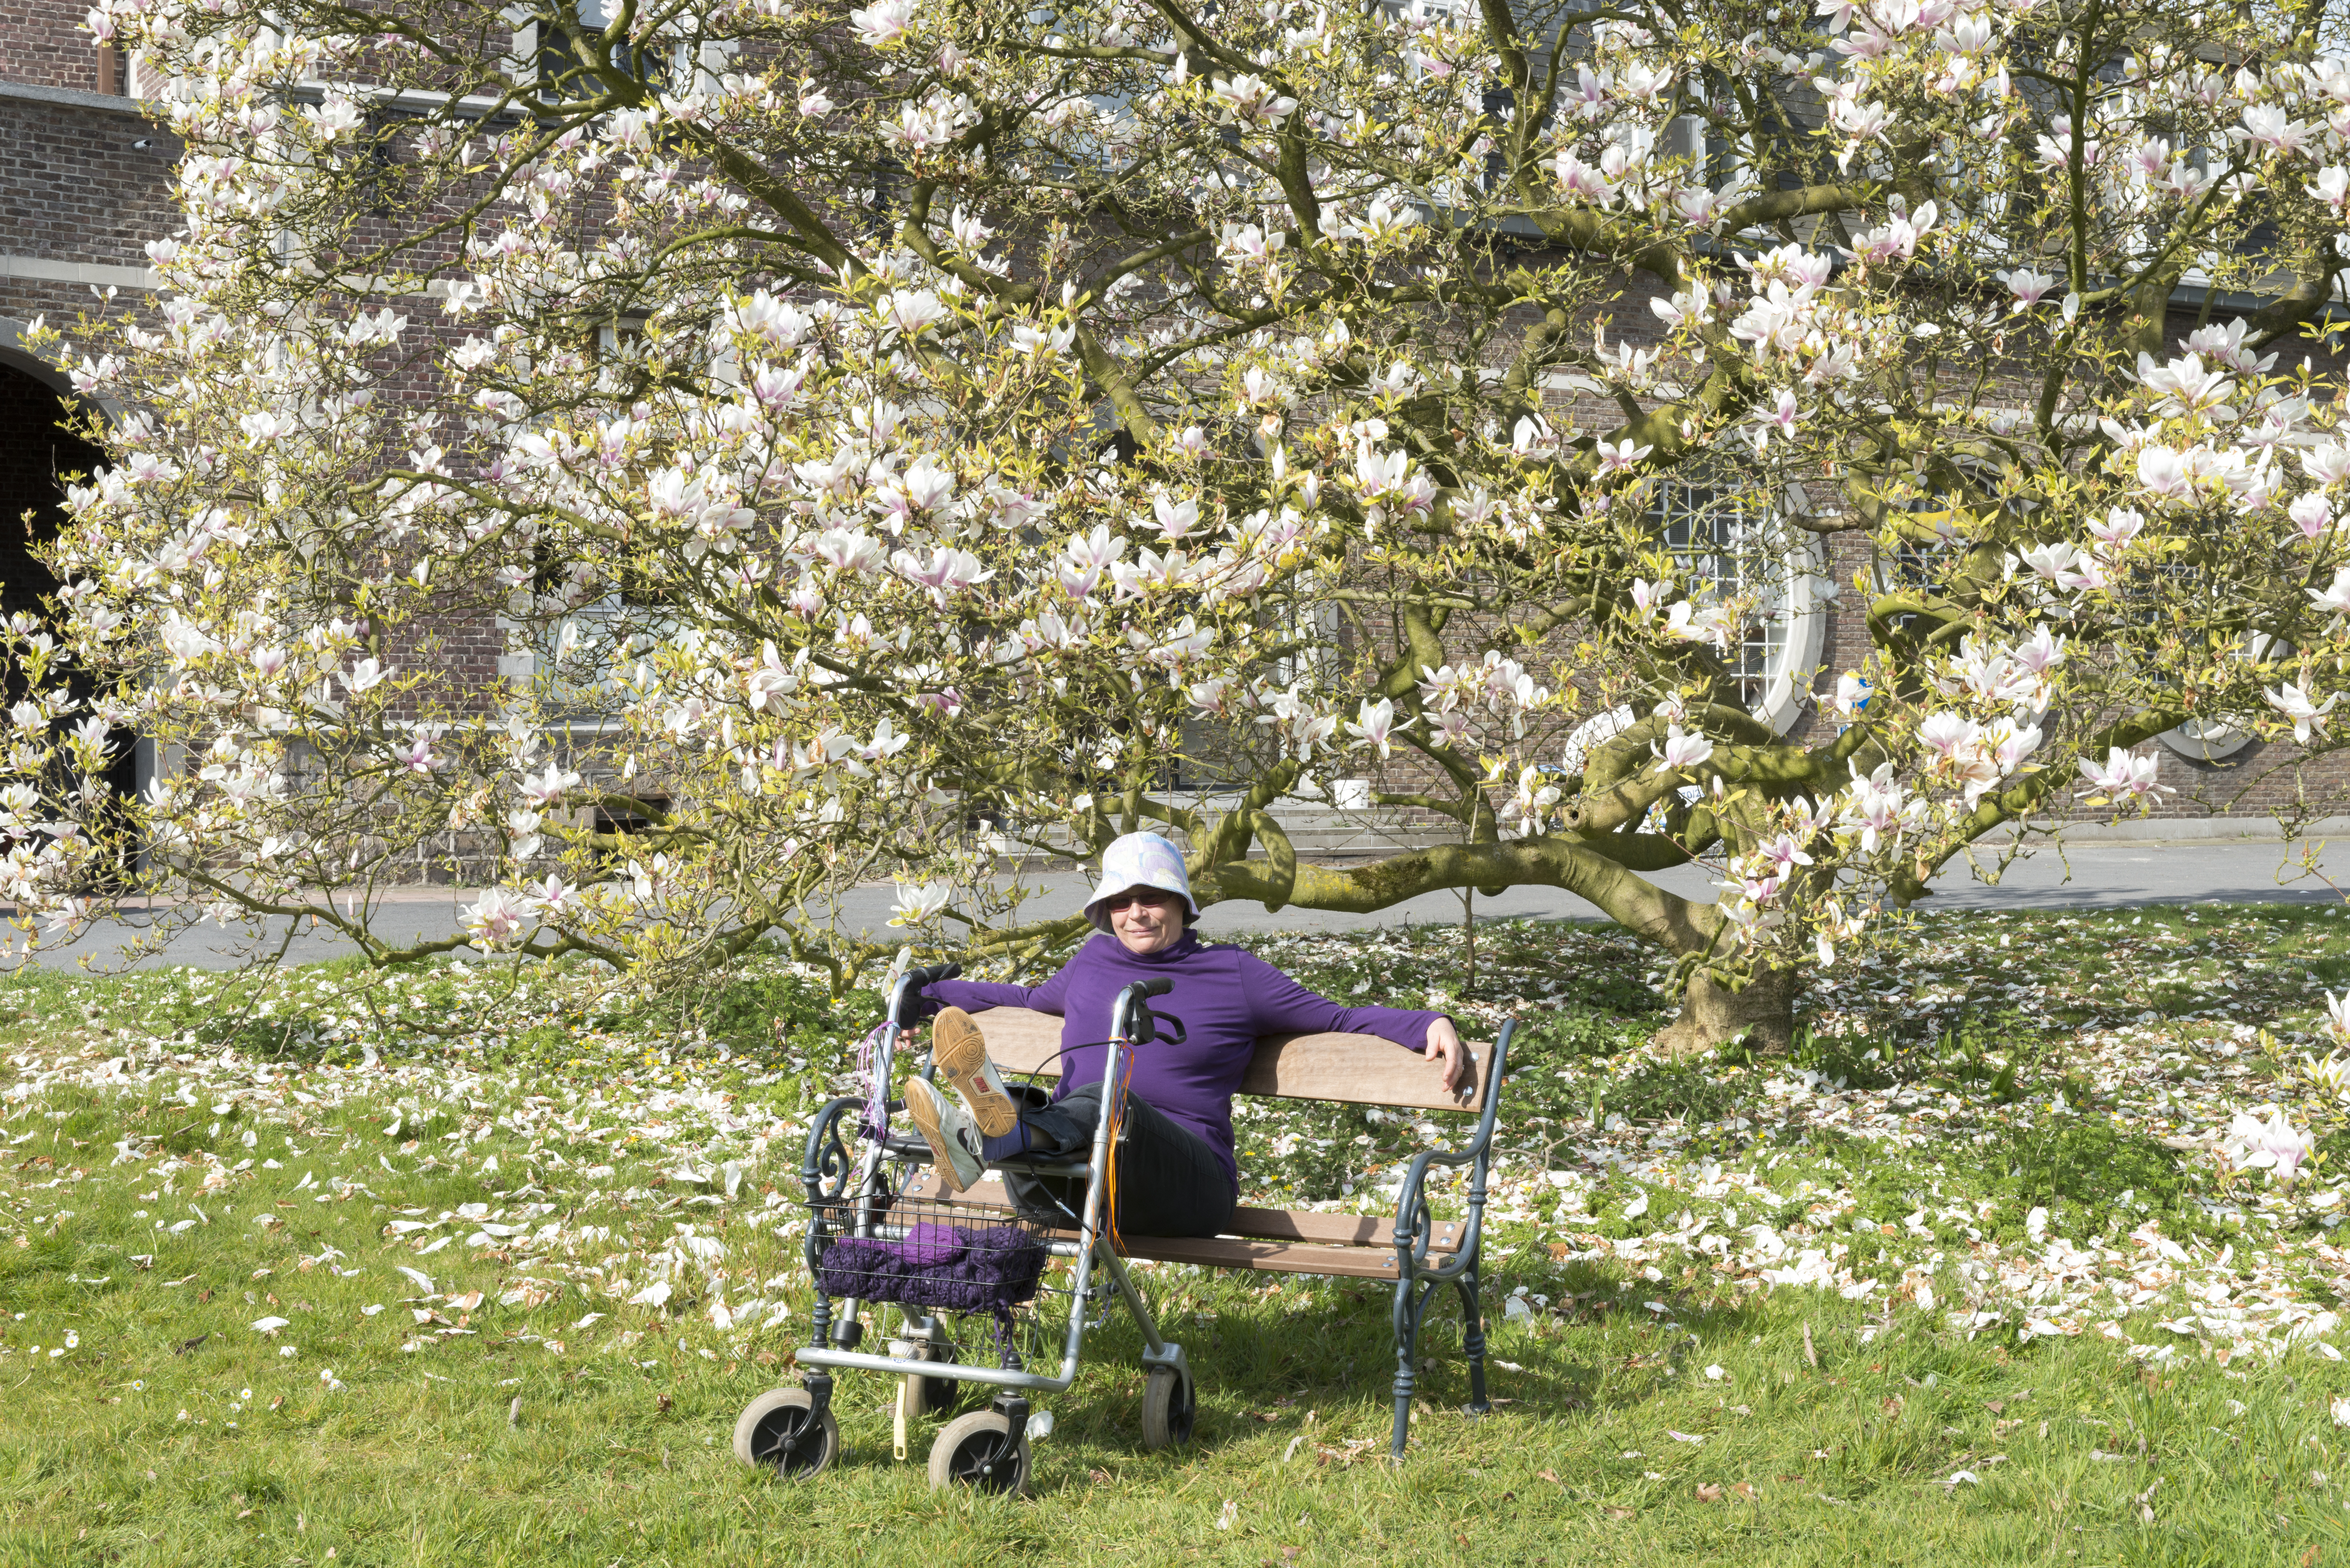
[888,963,961,1028]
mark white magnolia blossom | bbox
[6,0,2346,1046]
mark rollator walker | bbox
[730,964,1194,1495]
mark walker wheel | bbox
[1140,1367,1196,1450]
[732,1387,839,1477]
[927,1409,1032,1496]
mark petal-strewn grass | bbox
[8,905,2350,1563]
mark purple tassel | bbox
[854,1022,894,1142]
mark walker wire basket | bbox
[807,1192,1050,1317]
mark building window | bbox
[1654,475,1827,734]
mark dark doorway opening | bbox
[0,360,140,873]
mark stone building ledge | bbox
[0,78,153,116]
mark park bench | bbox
[900,1006,1515,1458]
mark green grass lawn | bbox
[8,905,2350,1564]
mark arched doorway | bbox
[0,332,143,863]
[0,362,103,633]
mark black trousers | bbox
[980,1082,1235,1240]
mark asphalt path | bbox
[20,834,2349,973]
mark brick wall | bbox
[0,0,108,93]
[0,97,178,267]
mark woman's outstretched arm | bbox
[1234,952,1467,1091]
[918,947,1079,1018]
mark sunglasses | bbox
[1100,890,1177,913]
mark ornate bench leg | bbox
[1389,1276,1435,1459]
[1457,1264,1492,1416]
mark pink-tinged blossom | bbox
[2076,746,2172,803]
[2239,105,2314,157]
[813,529,885,575]
[1208,73,1298,125]
[2085,506,2146,554]
[2017,541,2082,584]
[2309,567,2350,617]
[518,762,583,807]
[1511,415,1557,457]
[461,887,528,948]
[1997,267,2058,309]
[2011,624,2068,679]
[1754,389,1800,446]
[1916,711,1978,759]
[1669,187,1723,229]
[849,0,916,47]
[2137,351,2233,411]
[2293,494,2337,541]
[2267,679,2339,743]
[2225,1107,2314,1186]
[1595,437,1653,473]
[892,546,992,600]
[1661,599,1737,651]
[391,733,445,775]
[1650,287,1712,328]
[1837,760,1911,852]
[1151,493,1200,542]
[1755,832,1813,873]
[2304,445,2350,486]
[2136,447,2192,498]
[1843,200,1936,264]
[878,289,948,338]
[1654,724,1714,772]
[1554,151,1612,202]
[160,615,215,668]
[1986,717,2043,774]
[1346,697,1406,758]
[744,642,800,710]
[748,361,809,410]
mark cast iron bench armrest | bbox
[1390,1018,1513,1279]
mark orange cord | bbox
[1101,1039,1133,1253]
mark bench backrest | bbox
[966,1006,1492,1114]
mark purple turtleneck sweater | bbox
[922,931,1447,1190]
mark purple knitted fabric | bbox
[815,1223,1047,1312]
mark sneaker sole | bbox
[904,1080,981,1195]
[932,1008,1019,1138]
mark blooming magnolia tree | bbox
[18,0,2350,1044]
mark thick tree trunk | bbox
[1653,964,1800,1056]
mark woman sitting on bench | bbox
[903,831,1467,1240]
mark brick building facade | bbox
[0,0,2339,845]
[0,7,512,818]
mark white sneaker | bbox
[905,1077,985,1194]
[931,1006,1019,1137]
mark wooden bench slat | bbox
[896,1171,1461,1255]
[963,1007,1491,1113]
[1122,1236,1405,1279]
[1224,1207,1463,1252]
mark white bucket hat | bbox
[1083,831,1200,931]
